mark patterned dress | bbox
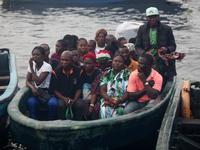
[100,68,130,119]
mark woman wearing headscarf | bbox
[82,51,101,120]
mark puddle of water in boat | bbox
[0,0,200,149]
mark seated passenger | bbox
[123,54,163,115]
[77,38,88,63]
[63,34,75,50]
[94,29,107,54]
[124,43,138,61]
[118,45,138,72]
[26,46,57,120]
[96,50,111,74]
[50,51,84,120]
[105,34,116,45]
[40,43,59,70]
[118,37,127,46]
[51,39,67,62]
[100,55,130,118]
[69,48,83,67]
[81,52,101,120]
[87,40,97,54]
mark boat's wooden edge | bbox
[0,54,18,104]
[156,79,183,150]
[8,76,176,131]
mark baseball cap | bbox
[146,7,159,17]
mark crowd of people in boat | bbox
[26,7,178,121]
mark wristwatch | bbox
[144,82,149,86]
[90,104,94,107]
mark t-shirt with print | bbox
[27,61,52,89]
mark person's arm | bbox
[71,89,82,107]
[129,89,146,101]
[26,71,40,96]
[166,26,176,53]
[100,84,112,102]
[137,68,159,99]
[135,25,146,56]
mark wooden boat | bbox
[156,79,200,150]
[0,48,18,133]
[8,77,176,150]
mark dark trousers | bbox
[57,98,84,120]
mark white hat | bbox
[146,7,159,17]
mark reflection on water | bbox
[0,0,199,88]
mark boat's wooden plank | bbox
[0,85,7,91]
[0,76,10,80]
[178,117,200,127]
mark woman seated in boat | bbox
[40,43,59,70]
[81,52,101,120]
[100,55,130,119]
[94,28,107,54]
[26,46,57,121]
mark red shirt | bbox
[127,68,163,102]
[51,53,60,62]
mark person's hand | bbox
[29,58,34,69]
[113,98,122,109]
[145,49,155,59]
[148,80,155,87]
[158,47,168,55]
[86,105,94,117]
[63,97,72,108]
[31,87,40,96]
[137,67,146,84]
[108,97,116,108]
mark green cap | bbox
[146,7,159,16]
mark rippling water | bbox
[1,0,198,88]
[0,0,200,149]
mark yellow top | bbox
[125,58,138,72]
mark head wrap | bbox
[94,29,107,41]
[82,51,96,63]
[96,50,111,62]
[124,43,135,51]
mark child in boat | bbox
[26,46,57,121]
[118,45,138,72]
[51,39,67,62]
[77,38,88,63]
[69,48,83,67]
[88,40,97,55]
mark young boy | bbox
[118,45,138,72]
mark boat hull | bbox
[8,77,176,150]
[0,50,18,133]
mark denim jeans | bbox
[27,96,58,120]
[122,100,148,115]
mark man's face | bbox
[137,57,148,72]
[146,15,159,27]
[61,55,72,68]
[118,47,129,61]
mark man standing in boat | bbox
[123,54,163,114]
[50,51,84,120]
[135,7,176,87]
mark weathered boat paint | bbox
[8,77,176,150]
[0,49,18,133]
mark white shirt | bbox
[95,44,107,54]
[27,61,52,89]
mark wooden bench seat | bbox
[0,85,7,92]
[0,76,10,81]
